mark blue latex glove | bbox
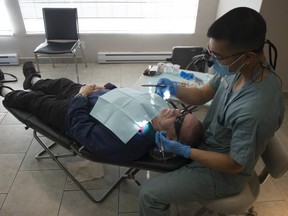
[155,78,178,99]
[155,131,191,158]
[179,71,195,80]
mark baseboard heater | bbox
[0,54,19,65]
[97,52,172,63]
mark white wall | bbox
[260,0,288,93]
[216,0,262,17]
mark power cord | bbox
[185,48,211,72]
[265,39,278,70]
[0,69,18,83]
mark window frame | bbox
[0,0,14,36]
[18,0,199,34]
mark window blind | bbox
[18,0,199,34]
[0,0,13,35]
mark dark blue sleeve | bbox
[66,96,154,162]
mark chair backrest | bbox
[261,134,288,178]
[42,8,79,41]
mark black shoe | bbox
[23,61,41,90]
[0,80,14,97]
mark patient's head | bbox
[152,108,204,147]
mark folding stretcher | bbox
[4,104,189,203]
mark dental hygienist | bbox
[139,7,285,216]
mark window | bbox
[0,0,13,35]
[18,0,199,34]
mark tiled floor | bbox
[0,63,287,216]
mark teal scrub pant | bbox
[139,163,217,216]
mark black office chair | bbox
[166,46,206,72]
[34,8,87,83]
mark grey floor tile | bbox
[39,62,67,70]
[0,153,25,193]
[63,70,80,84]
[90,64,122,87]
[118,168,181,215]
[1,170,66,216]
[40,64,69,80]
[281,116,288,128]
[274,176,288,199]
[0,193,6,208]
[59,189,118,216]
[118,181,180,215]
[76,63,96,84]
[1,111,22,125]
[0,101,6,113]
[119,168,161,213]
[65,164,120,191]
[0,113,5,123]
[277,127,288,144]
[282,98,288,121]
[121,64,147,87]
[121,63,147,74]
[257,177,284,202]
[119,179,141,213]
[0,125,33,154]
[253,200,288,216]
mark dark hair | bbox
[207,7,266,52]
[179,114,204,148]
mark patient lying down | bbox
[1,61,203,162]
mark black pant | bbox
[3,78,82,133]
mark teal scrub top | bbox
[195,69,285,197]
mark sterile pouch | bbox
[90,88,169,143]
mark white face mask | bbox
[212,54,246,76]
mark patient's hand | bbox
[93,85,105,91]
[79,84,105,96]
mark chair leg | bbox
[49,57,55,67]
[34,53,40,72]
[35,142,75,159]
[80,44,87,68]
[32,130,141,203]
[74,53,80,83]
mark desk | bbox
[133,70,214,107]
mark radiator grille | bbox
[97,52,171,63]
[0,54,19,65]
